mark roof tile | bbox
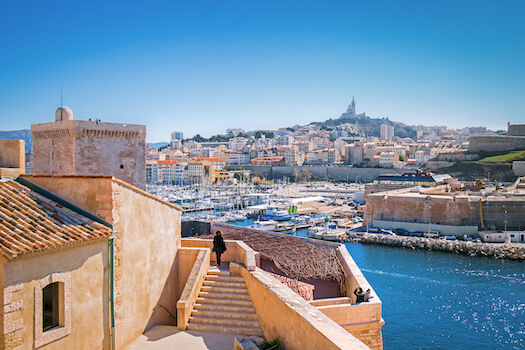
[0,180,112,260]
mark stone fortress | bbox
[468,123,525,152]
[31,107,147,189]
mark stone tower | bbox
[31,107,147,189]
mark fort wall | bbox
[468,136,525,152]
[32,119,147,189]
[507,124,525,136]
[230,165,403,181]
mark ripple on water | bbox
[343,242,525,350]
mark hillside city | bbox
[139,99,523,186]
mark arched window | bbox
[34,273,71,348]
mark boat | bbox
[273,223,297,234]
[261,206,297,221]
[251,220,296,234]
[308,223,346,241]
[252,220,278,230]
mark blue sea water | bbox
[228,220,525,349]
[343,243,525,350]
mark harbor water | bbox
[344,243,524,349]
[228,220,524,349]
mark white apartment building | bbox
[225,152,250,166]
[415,150,425,164]
[380,124,394,141]
[377,145,407,157]
[379,152,399,167]
[285,147,304,166]
[229,137,249,151]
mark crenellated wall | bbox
[31,120,147,189]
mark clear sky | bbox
[1,0,523,142]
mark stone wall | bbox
[513,161,525,176]
[507,124,525,136]
[468,136,525,152]
[230,165,403,181]
[240,267,370,350]
[32,120,147,190]
[364,190,477,227]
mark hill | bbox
[0,129,32,152]
[310,114,417,139]
[147,142,169,148]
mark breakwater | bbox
[344,232,525,260]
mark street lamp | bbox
[504,206,510,246]
[425,196,432,234]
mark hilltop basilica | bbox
[340,96,367,119]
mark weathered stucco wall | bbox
[19,176,115,223]
[111,182,181,349]
[2,241,109,350]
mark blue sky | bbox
[1,0,523,142]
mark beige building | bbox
[31,107,147,189]
[1,141,385,349]
[1,174,184,350]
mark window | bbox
[35,273,71,348]
[43,283,59,331]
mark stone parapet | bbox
[31,119,147,190]
[241,267,370,350]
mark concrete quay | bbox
[344,232,525,260]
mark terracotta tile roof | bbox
[0,180,112,260]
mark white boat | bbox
[252,220,277,229]
[308,223,346,241]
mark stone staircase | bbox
[186,265,263,336]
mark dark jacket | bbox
[213,235,226,254]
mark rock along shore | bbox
[343,232,525,261]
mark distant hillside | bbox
[0,129,32,152]
[310,114,417,139]
[147,142,169,148]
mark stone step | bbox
[205,275,244,283]
[198,291,252,301]
[189,315,261,328]
[207,269,231,276]
[196,297,254,307]
[203,280,246,288]
[193,303,255,314]
[186,323,263,337]
[192,309,258,321]
[201,285,249,294]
